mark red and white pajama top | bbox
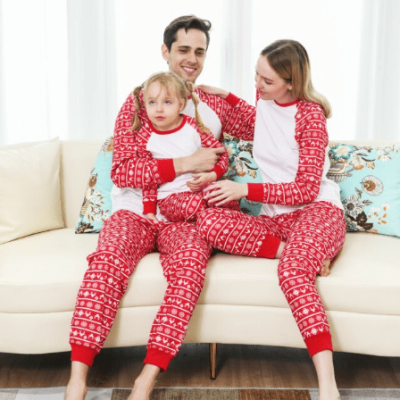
[224,96,343,215]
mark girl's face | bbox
[255,56,295,104]
[145,81,185,131]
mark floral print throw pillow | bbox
[222,133,263,216]
[75,137,114,233]
[327,142,400,237]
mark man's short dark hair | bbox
[164,15,212,51]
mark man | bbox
[65,15,255,400]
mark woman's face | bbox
[255,56,294,104]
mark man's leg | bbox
[129,221,212,399]
[66,210,157,400]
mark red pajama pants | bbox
[69,209,212,371]
[159,189,240,223]
[197,201,346,357]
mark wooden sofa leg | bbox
[209,343,217,380]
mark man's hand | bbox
[197,84,229,99]
[187,172,217,192]
[146,213,158,222]
[174,147,225,176]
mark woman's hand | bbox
[187,172,217,192]
[204,180,248,206]
[197,84,229,99]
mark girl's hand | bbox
[196,84,229,99]
[187,172,217,192]
[204,180,248,206]
[146,213,158,222]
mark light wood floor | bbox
[1,344,400,389]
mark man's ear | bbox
[161,44,169,62]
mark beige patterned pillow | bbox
[0,138,64,244]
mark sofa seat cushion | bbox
[1,230,399,316]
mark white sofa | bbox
[1,140,400,374]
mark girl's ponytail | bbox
[185,81,211,135]
[130,85,143,131]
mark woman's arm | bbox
[206,105,329,206]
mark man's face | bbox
[162,28,207,83]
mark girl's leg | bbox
[159,192,206,222]
[159,190,240,223]
[66,210,157,400]
[130,221,212,399]
[277,202,346,400]
[197,208,281,258]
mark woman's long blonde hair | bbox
[261,40,331,118]
[130,71,211,134]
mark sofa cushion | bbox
[1,230,399,317]
[75,137,114,233]
[327,142,400,238]
[222,133,263,216]
[0,138,64,245]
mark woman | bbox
[197,40,346,400]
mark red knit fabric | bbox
[158,186,240,223]
[143,348,175,372]
[197,202,346,355]
[69,210,212,370]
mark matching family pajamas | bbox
[197,97,346,357]
[69,88,255,370]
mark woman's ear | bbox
[161,44,169,62]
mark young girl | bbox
[130,71,239,222]
[197,40,345,400]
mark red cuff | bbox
[212,164,226,180]
[247,183,265,202]
[143,200,157,215]
[225,92,241,107]
[70,344,98,367]
[157,159,176,184]
[257,234,281,259]
[305,332,333,358]
[143,348,175,372]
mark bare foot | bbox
[64,378,87,400]
[127,364,160,400]
[320,259,332,277]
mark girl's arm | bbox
[196,86,256,141]
[111,92,176,189]
[142,184,158,216]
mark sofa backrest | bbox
[60,140,103,229]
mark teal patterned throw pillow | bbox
[327,142,400,237]
[75,137,114,233]
[222,133,263,216]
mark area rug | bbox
[1,387,400,399]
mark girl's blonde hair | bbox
[131,71,211,134]
[261,40,331,118]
